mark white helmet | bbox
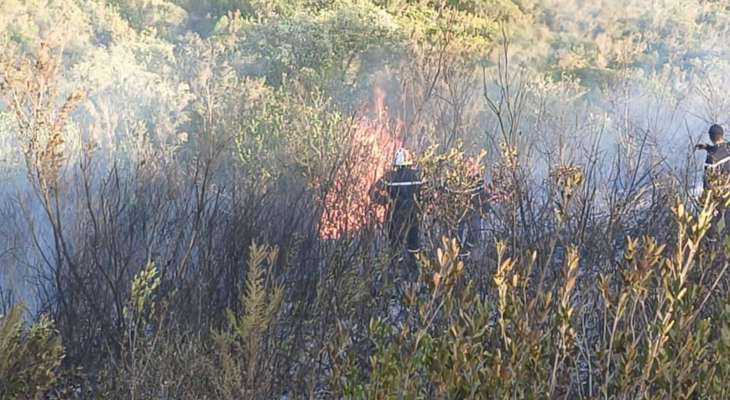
[393,147,413,167]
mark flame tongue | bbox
[318,89,402,240]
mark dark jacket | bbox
[442,175,490,215]
[371,166,423,217]
[370,166,423,251]
[703,142,730,189]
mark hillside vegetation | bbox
[1,0,729,398]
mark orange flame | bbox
[465,157,481,177]
[318,89,402,240]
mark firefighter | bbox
[456,170,491,258]
[370,147,424,255]
[695,124,730,238]
[440,161,493,259]
[695,124,730,190]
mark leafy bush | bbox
[210,243,284,399]
[332,194,730,398]
[0,305,64,399]
[2,1,730,399]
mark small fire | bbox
[318,89,402,240]
[465,156,481,177]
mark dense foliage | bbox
[1,0,729,398]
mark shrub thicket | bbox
[1,1,729,398]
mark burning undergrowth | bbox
[317,88,402,240]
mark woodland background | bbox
[1,0,730,398]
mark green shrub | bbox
[0,305,64,399]
[209,242,285,400]
[331,193,730,398]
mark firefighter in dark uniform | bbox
[695,124,730,237]
[370,148,423,255]
[696,124,730,189]
[455,171,491,258]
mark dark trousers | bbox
[388,214,420,252]
[709,206,730,239]
[457,212,481,253]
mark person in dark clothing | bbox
[451,171,490,258]
[695,124,730,238]
[696,124,730,190]
[370,148,424,254]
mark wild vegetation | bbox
[1,0,730,398]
